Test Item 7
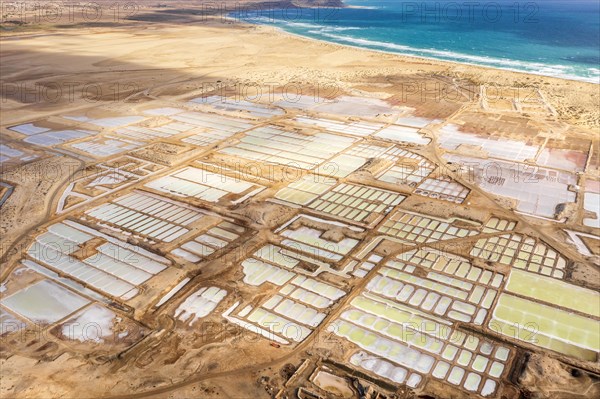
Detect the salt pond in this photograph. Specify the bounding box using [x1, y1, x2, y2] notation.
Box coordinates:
[2, 280, 90, 324]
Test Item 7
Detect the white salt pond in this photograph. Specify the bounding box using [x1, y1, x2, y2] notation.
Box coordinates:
[583, 191, 600, 228]
[395, 115, 440, 128]
[308, 182, 405, 226]
[446, 154, 576, 219]
[415, 177, 470, 204]
[86, 191, 201, 243]
[2, 280, 90, 324]
[190, 96, 284, 118]
[64, 115, 145, 128]
[313, 96, 398, 118]
[375, 125, 431, 145]
[145, 166, 265, 204]
[219, 125, 356, 170]
[23, 129, 96, 147]
[143, 107, 185, 116]
[60, 304, 117, 343]
[175, 286, 227, 325]
[275, 174, 336, 206]
[294, 116, 384, 137]
[28, 220, 170, 299]
[438, 124, 538, 162]
[71, 136, 140, 157]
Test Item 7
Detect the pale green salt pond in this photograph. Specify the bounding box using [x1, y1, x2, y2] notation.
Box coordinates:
[492, 294, 599, 361]
[505, 269, 600, 317]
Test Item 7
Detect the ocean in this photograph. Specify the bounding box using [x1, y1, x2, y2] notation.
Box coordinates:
[232, 0, 600, 83]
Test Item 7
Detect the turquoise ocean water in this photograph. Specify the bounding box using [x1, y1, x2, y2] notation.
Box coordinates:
[233, 0, 600, 83]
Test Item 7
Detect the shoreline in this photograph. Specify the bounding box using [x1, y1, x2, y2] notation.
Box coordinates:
[1, 5, 597, 85]
[265, 23, 598, 85]
[230, 14, 599, 85]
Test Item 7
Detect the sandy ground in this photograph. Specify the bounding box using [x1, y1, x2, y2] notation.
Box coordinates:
[0, 156, 83, 262]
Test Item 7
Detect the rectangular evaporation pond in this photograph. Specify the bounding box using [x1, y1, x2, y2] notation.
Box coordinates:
[172, 220, 245, 262]
[274, 95, 321, 110]
[155, 277, 190, 308]
[348, 289, 511, 396]
[219, 126, 356, 170]
[371, 263, 496, 326]
[176, 286, 227, 325]
[346, 143, 391, 159]
[181, 131, 233, 147]
[28, 236, 134, 297]
[143, 107, 185, 116]
[294, 116, 384, 137]
[492, 294, 599, 360]
[446, 155, 576, 219]
[323, 154, 367, 178]
[172, 112, 254, 133]
[9, 123, 50, 136]
[415, 178, 470, 204]
[115, 122, 195, 141]
[505, 269, 599, 317]
[71, 137, 140, 157]
[0, 144, 24, 158]
[281, 226, 358, 257]
[386, 147, 433, 164]
[85, 191, 200, 242]
[190, 97, 284, 118]
[241, 258, 296, 287]
[174, 167, 255, 194]
[375, 125, 431, 145]
[78, 116, 145, 128]
[537, 148, 588, 173]
[438, 124, 539, 162]
[350, 351, 423, 389]
[2, 280, 90, 324]
[379, 211, 478, 244]
[583, 192, 600, 228]
[379, 165, 431, 186]
[258, 294, 326, 328]
[145, 166, 264, 204]
[23, 130, 95, 147]
[308, 183, 405, 225]
[275, 174, 336, 206]
[395, 116, 439, 128]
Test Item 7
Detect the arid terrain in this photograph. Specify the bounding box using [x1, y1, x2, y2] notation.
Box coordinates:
[1, 2, 599, 399]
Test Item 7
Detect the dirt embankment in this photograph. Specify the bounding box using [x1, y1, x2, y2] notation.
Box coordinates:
[0, 156, 83, 265]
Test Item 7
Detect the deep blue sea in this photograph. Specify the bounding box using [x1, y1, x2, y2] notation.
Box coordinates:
[232, 0, 600, 83]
